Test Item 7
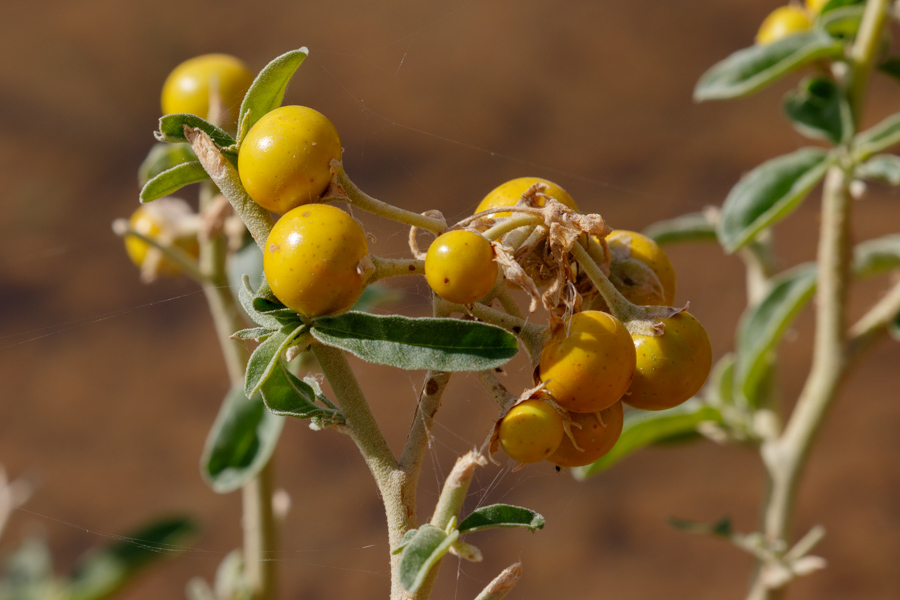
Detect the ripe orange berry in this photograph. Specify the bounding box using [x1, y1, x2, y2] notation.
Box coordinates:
[547, 401, 624, 468]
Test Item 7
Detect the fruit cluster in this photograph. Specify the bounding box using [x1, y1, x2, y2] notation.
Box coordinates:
[128, 53, 713, 471]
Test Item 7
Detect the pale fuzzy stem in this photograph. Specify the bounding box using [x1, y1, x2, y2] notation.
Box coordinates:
[370, 256, 425, 283]
[184, 127, 275, 250]
[482, 214, 542, 240]
[474, 562, 523, 600]
[747, 2, 891, 597]
[847, 277, 900, 360]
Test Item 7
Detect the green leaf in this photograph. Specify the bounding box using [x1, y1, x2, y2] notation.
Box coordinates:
[783, 77, 846, 144]
[854, 113, 900, 161]
[878, 57, 900, 82]
[67, 517, 195, 600]
[155, 113, 236, 148]
[238, 275, 284, 331]
[573, 400, 722, 480]
[718, 148, 831, 252]
[244, 324, 307, 398]
[667, 516, 733, 538]
[392, 529, 419, 555]
[232, 327, 271, 341]
[228, 242, 264, 307]
[457, 505, 545, 534]
[398, 525, 459, 593]
[817, 5, 865, 37]
[138, 143, 197, 187]
[201, 386, 284, 494]
[139, 161, 209, 203]
[708, 353, 736, 406]
[817, 0, 864, 16]
[736, 264, 818, 405]
[642, 212, 718, 246]
[694, 31, 845, 102]
[260, 359, 343, 424]
[853, 234, 900, 278]
[310, 313, 518, 372]
[855, 154, 900, 185]
[237, 48, 309, 144]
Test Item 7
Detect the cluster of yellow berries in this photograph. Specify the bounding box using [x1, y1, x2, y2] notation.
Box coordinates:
[130, 54, 713, 470]
[756, 0, 828, 45]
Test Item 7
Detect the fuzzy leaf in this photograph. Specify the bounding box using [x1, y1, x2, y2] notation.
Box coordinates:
[855, 154, 900, 186]
[67, 517, 195, 600]
[718, 148, 831, 252]
[457, 505, 544, 534]
[398, 525, 459, 593]
[783, 77, 845, 144]
[310, 313, 518, 372]
[694, 31, 845, 102]
[853, 234, 900, 278]
[138, 143, 197, 187]
[244, 324, 307, 398]
[854, 113, 900, 161]
[736, 264, 818, 405]
[260, 359, 343, 424]
[228, 242, 264, 307]
[238, 275, 285, 331]
[155, 113, 235, 148]
[237, 48, 309, 144]
[201, 386, 284, 494]
[573, 400, 722, 479]
[392, 529, 419, 555]
[818, 5, 865, 37]
[642, 212, 718, 246]
[139, 161, 209, 203]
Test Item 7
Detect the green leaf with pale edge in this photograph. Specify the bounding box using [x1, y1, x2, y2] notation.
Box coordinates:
[310, 312, 518, 372]
[457, 505, 545, 534]
[855, 113, 900, 161]
[718, 148, 831, 252]
[138, 143, 197, 187]
[784, 77, 845, 144]
[399, 525, 459, 593]
[817, 0, 864, 16]
[244, 324, 307, 398]
[736, 264, 818, 405]
[710, 353, 736, 407]
[392, 529, 418, 555]
[237, 48, 309, 144]
[232, 327, 271, 341]
[573, 400, 722, 480]
[201, 386, 284, 494]
[67, 517, 195, 600]
[856, 154, 900, 185]
[642, 212, 717, 246]
[155, 113, 235, 148]
[260, 359, 343, 424]
[694, 31, 844, 102]
[238, 275, 285, 331]
[818, 5, 865, 37]
[853, 234, 900, 278]
[140, 161, 209, 203]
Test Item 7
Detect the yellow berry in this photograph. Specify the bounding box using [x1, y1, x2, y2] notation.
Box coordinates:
[124, 199, 198, 277]
[499, 400, 565, 463]
[425, 230, 498, 304]
[756, 6, 811, 45]
[161, 54, 253, 126]
[607, 230, 677, 306]
[475, 177, 578, 218]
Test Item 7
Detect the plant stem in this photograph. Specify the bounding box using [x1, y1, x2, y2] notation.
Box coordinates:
[197, 180, 277, 600]
[474, 562, 523, 600]
[747, 2, 890, 596]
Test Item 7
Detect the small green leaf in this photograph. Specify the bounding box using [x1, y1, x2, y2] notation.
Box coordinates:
[718, 148, 831, 252]
[708, 353, 736, 407]
[667, 516, 733, 539]
[139, 161, 209, 203]
[817, 5, 865, 37]
[244, 324, 307, 398]
[694, 31, 845, 102]
[232, 327, 271, 341]
[238, 275, 284, 331]
[854, 113, 900, 161]
[817, 0, 864, 16]
[67, 517, 195, 600]
[855, 154, 900, 185]
[237, 48, 309, 144]
[573, 400, 722, 480]
[155, 113, 236, 148]
[392, 529, 418, 555]
[853, 234, 900, 278]
[201, 386, 285, 494]
[398, 525, 459, 593]
[310, 313, 518, 372]
[878, 57, 900, 82]
[736, 264, 818, 405]
[457, 505, 545, 534]
[260, 359, 343, 424]
[642, 212, 718, 246]
[228, 242, 264, 308]
[138, 143, 197, 187]
[783, 77, 846, 144]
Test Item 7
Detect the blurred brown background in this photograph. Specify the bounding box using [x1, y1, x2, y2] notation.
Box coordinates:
[2, 1, 900, 598]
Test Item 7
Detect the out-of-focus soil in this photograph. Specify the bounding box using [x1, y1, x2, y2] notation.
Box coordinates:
[1, 1, 899, 599]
